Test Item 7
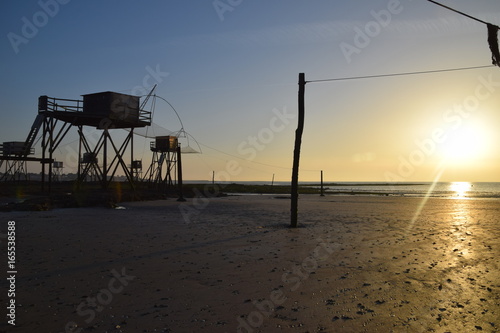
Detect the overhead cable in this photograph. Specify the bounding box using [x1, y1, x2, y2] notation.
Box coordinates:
[306, 65, 493, 84]
[426, 0, 500, 67]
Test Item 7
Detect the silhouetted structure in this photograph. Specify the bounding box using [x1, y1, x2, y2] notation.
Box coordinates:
[143, 136, 180, 188]
[52, 161, 63, 182]
[0, 92, 153, 191]
[0, 141, 35, 181]
[36, 92, 152, 191]
[131, 160, 142, 181]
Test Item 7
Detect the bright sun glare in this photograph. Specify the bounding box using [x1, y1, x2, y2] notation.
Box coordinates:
[439, 120, 491, 165]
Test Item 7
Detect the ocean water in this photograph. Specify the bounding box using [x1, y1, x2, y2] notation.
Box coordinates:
[314, 182, 500, 199]
[190, 181, 500, 199]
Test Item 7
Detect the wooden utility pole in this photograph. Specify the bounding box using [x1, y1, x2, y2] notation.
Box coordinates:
[177, 145, 186, 202]
[291, 73, 306, 228]
[320, 170, 325, 196]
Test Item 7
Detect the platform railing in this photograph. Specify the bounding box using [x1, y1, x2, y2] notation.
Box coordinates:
[38, 96, 84, 113]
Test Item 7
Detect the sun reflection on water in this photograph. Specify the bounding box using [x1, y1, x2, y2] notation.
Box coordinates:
[450, 182, 472, 198]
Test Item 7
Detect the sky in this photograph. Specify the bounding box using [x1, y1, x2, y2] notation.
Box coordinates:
[1, 0, 500, 183]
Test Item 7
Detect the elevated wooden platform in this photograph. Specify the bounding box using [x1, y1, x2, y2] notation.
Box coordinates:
[40, 111, 151, 129]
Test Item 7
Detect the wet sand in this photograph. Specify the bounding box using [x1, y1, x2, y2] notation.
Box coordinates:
[1, 195, 499, 332]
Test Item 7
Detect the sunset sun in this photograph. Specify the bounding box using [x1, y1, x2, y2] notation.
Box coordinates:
[439, 120, 492, 165]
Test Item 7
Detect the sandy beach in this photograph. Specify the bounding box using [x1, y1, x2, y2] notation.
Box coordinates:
[1, 194, 499, 333]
